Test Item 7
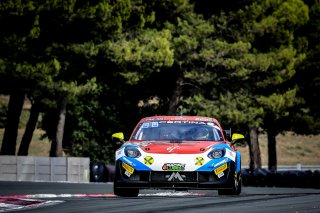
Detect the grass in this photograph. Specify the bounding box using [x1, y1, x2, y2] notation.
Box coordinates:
[2, 95, 320, 166]
[0, 128, 51, 156]
[0, 95, 51, 156]
[0, 128, 320, 168]
[236, 132, 320, 167]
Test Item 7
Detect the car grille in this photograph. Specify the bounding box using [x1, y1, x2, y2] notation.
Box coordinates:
[121, 170, 223, 183]
[151, 171, 197, 182]
[118, 161, 234, 184]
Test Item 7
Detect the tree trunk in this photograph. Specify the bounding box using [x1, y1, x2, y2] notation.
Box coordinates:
[248, 126, 262, 169]
[17, 102, 40, 156]
[0, 91, 24, 155]
[55, 96, 68, 157]
[247, 133, 255, 171]
[49, 139, 57, 157]
[167, 76, 183, 116]
[267, 128, 277, 172]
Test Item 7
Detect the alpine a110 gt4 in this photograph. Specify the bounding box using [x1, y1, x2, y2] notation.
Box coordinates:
[112, 116, 245, 197]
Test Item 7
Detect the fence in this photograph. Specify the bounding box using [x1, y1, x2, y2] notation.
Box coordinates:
[0, 156, 89, 183]
[243, 164, 320, 171]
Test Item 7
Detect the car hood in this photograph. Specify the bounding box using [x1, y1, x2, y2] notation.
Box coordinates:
[128, 141, 223, 154]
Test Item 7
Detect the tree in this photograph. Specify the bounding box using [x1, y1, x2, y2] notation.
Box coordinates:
[17, 101, 40, 155]
[0, 0, 103, 156]
[0, 91, 24, 155]
[45, 80, 97, 157]
[294, 1, 320, 135]
[40, 0, 175, 161]
[0, 1, 60, 155]
[176, 0, 309, 171]
[251, 0, 309, 171]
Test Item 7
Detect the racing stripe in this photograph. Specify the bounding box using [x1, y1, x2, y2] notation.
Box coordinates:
[119, 156, 152, 171]
[196, 157, 231, 172]
[236, 151, 241, 173]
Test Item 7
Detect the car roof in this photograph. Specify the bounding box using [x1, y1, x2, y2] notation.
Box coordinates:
[139, 115, 220, 124]
[130, 116, 225, 140]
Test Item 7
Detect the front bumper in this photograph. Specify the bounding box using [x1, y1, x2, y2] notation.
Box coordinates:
[114, 160, 237, 190]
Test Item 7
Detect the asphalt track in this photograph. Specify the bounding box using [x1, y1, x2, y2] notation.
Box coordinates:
[0, 181, 320, 212]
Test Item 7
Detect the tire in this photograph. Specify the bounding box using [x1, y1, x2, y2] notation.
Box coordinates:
[218, 172, 242, 195]
[113, 163, 139, 197]
[113, 182, 139, 197]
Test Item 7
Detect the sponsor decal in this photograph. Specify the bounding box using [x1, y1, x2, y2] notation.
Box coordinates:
[144, 156, 154, 165]
[162, 163, 185, 171]
[141, 122, 159, 128]
[217, 172, 224, 178]
[151, 122, 159, 127]
[142, 123, 150, 128]
[124, 171, 131, 177]
[122, 157, 136, 167]
[122, 162, 134, 175]
[213, 158, 228, 168]
[165, 172, 186, 181]
[144, 118, 164, 121]
[159, 120, 214, 125]
[167, 146, 180, 152]
[195, 157, 205, 166]
[214, 163, 228, 175]
[195, 117, 211, 121]
[208, 164, 215, 168]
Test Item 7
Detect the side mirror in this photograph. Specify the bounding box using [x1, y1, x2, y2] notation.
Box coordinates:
[231, 133, 245, 145]
[112, 132, 125, 144]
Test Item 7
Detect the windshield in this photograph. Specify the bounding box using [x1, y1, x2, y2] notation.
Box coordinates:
[131, 120, 224, 141]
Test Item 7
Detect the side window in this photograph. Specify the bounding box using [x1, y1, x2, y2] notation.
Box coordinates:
[211, 128, 223, 141]
[223, 130, 231, 141]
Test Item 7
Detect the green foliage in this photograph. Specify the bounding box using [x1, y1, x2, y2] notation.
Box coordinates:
[248, 0, 309, 47]
[176, 0, 310, 136]
[181, 91, 264, 128]
[292, 1, 320, 134]
[36, 0, 178, 161]
[1, 0, 319, 161]
[65, 93, 117, 163]
[103, 29, 174, 84]
[257, 88, 299, 113]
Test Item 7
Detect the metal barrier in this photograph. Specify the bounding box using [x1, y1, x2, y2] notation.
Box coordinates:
[243, 164, 320, 171]
[0, 156, 90, 183]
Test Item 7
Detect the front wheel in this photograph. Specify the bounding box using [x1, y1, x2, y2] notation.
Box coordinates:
[113, 164, 139, 197]
[218, 172, 241, 195]
[113, 182, 139, 197]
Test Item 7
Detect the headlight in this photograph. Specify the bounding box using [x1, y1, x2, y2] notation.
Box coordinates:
[124, 146, 141, 158]
[208, 148, 225, 159]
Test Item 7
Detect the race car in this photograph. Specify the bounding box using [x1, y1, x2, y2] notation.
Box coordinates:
[112, 116, 245, 197]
